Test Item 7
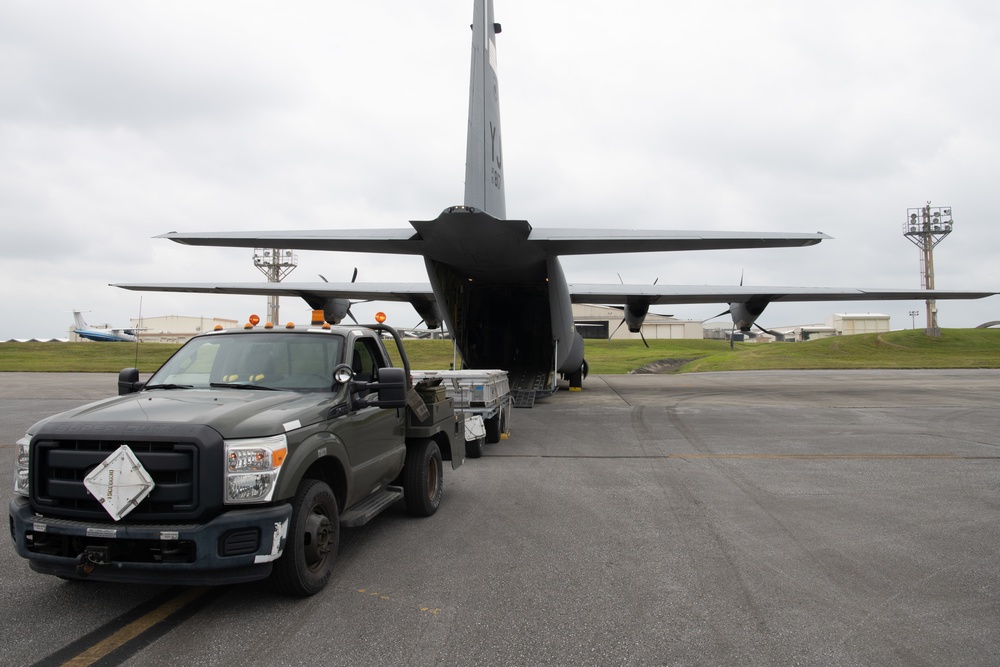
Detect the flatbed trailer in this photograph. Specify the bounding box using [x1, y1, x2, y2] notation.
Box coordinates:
[411, 369, 511, 457]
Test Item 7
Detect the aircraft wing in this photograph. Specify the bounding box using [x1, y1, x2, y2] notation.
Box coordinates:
[568, 284, 997, 305]
[113, 282, 435, 302]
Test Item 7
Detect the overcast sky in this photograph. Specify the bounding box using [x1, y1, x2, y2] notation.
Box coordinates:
[2, 0, 998, 340]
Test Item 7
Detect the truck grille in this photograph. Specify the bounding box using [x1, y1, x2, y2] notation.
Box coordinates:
[32, 439, 200, 520]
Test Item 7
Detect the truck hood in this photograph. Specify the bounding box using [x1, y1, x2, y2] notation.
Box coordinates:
[29, 388, 345, 440]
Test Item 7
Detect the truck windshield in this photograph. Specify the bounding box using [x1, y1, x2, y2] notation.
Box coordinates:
[146, 332, 345, 392]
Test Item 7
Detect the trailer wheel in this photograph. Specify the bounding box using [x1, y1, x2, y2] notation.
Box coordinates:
[485, 413, 501, 443]
[404, 439, 442, 516]
[466, 436, 484, 459]
[271, 479, 339, 597]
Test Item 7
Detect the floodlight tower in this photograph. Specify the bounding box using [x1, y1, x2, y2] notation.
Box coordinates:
[903, 202, 952, 336]
[253, 248, 298, 325]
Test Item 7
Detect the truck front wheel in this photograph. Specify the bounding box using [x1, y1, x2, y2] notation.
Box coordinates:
[271, 479, 340, 596]
[404, 439, 443, 517]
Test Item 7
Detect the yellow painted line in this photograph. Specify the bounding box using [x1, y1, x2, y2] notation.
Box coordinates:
[60, 587, 210, 667]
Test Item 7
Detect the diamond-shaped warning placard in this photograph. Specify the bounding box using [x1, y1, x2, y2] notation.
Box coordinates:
[84, 445, 155, 521]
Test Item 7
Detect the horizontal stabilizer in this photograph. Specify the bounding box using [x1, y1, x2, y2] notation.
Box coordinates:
[158, 229, 423, 254]
[531, 229, 830, 255]
[156, 225, 830, 257]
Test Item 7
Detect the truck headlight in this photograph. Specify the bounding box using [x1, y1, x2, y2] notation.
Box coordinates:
[224, 434, 287, 504]
[13, 435, 30, 497]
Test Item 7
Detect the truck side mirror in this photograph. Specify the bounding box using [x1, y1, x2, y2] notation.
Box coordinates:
[368, 367, 408, 408]
[118, 368, 143, 395]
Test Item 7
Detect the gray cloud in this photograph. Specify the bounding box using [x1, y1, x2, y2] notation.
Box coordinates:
[1, 0, 997, 340]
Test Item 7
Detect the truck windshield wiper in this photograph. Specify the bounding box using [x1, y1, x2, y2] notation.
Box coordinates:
[144, 383, 194, 390]
[210, 382, 279, 391]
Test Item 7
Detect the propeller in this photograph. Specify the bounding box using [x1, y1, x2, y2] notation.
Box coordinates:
[610, 274, 659, 348]
[319, 268, 370, 325]
[702, 272, 781, 349]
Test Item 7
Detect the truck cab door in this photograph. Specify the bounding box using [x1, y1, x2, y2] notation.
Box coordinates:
[342, 336, 406, 498]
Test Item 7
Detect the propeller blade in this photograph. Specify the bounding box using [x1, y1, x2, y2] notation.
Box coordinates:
[702, 308, 731, 323]
[611, 318, 626, 338]
[730, 322, 737, 349]
[754, 322, 782, 338]
[351, 267, 358, 283]
[639, 329, 649, 348]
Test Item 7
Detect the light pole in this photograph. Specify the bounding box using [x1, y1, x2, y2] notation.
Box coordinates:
[908, 310, 919, 329]
[903, 203, 952, 336]
[253, 248, 298, 325]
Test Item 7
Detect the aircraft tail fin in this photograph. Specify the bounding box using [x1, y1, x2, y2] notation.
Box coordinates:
[464, 0, 506, 219]
[72, 310, 88, 329]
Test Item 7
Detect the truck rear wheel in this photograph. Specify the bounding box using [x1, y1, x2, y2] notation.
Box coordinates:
[404, 439, 442, 517]
[271, 479, 339, 597]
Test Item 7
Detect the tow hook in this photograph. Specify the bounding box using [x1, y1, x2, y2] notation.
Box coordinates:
[76, 545, 111, 577]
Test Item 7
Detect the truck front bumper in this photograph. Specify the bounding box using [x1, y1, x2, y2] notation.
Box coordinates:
[8, 496, 292, 586]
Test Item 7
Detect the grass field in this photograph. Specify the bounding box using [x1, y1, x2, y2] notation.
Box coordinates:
[1, 329, 998, 374]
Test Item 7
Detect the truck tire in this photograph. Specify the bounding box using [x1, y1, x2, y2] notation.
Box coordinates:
[403, 439, 442, 517]
[271, 479, 340, 597]
[485, 413, 501, 444]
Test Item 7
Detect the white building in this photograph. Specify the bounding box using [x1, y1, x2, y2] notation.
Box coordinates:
[771, 314, 890, 342]
[572, 304, 704, 340]
[829, 313, 890, 336]
[131, 315, 239, 344]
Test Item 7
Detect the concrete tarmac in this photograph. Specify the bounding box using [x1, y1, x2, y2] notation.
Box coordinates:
[1, 370, 998, 666]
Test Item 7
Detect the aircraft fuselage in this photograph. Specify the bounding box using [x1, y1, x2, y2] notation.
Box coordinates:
[416, 207, 582, 388]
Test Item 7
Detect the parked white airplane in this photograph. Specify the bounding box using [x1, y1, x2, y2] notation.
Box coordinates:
[116, 0, 995, 405]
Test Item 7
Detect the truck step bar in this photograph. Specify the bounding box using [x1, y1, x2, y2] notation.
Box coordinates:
[340, 486, 404, 528]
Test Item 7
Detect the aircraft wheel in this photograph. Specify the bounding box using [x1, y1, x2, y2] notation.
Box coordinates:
[404, 439, 443, 517]
[271, 479, 339, 597]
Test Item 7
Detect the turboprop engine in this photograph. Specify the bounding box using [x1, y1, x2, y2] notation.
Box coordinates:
[624, 301, 650, 333]
[730, 299, 769, 333]
[410, 297, 443, 330]
[709, 297, 780, 347]
[610, 300, 653, 347]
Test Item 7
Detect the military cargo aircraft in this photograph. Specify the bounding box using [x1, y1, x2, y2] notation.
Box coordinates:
[117, 0, 994, 406]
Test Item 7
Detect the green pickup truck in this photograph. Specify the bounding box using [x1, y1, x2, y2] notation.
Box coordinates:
[9, 323, 463, 596]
